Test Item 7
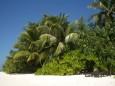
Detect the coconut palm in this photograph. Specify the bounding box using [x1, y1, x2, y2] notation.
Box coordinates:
[13, 14, 79, 66]
[13, 23, 43, 64]
[89, 0, 115, 27]
[38, 14, 79, 56]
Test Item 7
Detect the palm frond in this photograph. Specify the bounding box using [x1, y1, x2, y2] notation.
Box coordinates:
[13, 42, 28, 50]
[13, 51, 30, 59]
[36, 50, 50, 64]
[19, 32, 32, 42]
[65, 33, 78, 43]
[39, 34, 57, 45]
[89, 1, 109, 11]
[26, 40, 43, 51]
[27, 52, 39, 62]
[34, 40, 43, 49]
[99, 2, 109, 11]
[89, 2, 101, 9]
[88, 14, 99, 21]
[54, 42, 65, 56]
[37, 26, 50, 33]
[36, 52, 45, 64]
[111, 4, 115, 13]
[66, 20, 78, 35]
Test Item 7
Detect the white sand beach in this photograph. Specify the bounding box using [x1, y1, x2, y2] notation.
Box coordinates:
[0, 72, 115, 86]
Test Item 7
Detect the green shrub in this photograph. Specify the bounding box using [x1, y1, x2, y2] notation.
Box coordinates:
[35, 50, 105, 75]
[3, 57, 38, 74]
[35, 50, 86, 75]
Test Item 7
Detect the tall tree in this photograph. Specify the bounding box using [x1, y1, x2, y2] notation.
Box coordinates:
[13, 23, 42, 64]
[89, 0, 115, 27]
[13, 14, 79, 66]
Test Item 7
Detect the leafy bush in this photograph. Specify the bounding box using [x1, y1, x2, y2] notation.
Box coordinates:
[3, 57, 39, 74]
[35, 50, 97, 75]
[76, 25, 115, 72]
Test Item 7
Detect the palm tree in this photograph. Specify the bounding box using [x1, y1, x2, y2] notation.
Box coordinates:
[13, 14, 79, 66]
[13, 23, 42, 64]
[38, 14, 79, 56]
[89, 0, 115, 27]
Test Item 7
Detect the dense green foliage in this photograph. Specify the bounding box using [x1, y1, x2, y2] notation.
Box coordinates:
[3, 0, 115, 75]
[89, 0, 115, 27]
[13, 14, 78, 65]
[79, 22, 115, 73]
[35, 50, 99, 75]
[3, 50, 39, 74]
[35, 50, 84, 75]
[3, 57, 38, 74]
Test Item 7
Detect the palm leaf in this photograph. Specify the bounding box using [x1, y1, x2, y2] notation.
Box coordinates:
[36, 50, 50, 64]
[39, 34, 57, 46]
[14, 42, 28, 50]
[99, 2, 109, 11]
[89, 2, 102, 9]
[27, 52, 39, 62]
[54, 42, 65, 56]
[13, 51, 30, 59]
[66, 20, 78, 35]
[88, 14, 99, 21]
[28, 40, 43, 51]
[37, 26, 51, 34]
[36, 52, 45, 64]
[34, 40, 43, 49]
[65, 33, 78, 43]
[89, 1, 108, 11]
[19, 32, 32, 42]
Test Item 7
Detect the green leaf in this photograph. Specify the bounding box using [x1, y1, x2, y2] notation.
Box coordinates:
[54, 42, 65, 56]
[65, 33, 78, 43]
[13, 51, 30, 59]
[27, 52, 39, 62]
[39, 34, 57, 45]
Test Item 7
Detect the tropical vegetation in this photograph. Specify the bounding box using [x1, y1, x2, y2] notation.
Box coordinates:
[3, 0, 115, 75]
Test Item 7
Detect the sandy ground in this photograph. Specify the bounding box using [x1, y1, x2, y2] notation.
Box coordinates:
[0, 72, 115, 86]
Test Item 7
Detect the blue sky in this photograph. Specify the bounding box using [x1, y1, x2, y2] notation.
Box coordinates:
[0, 0, 98, 69]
